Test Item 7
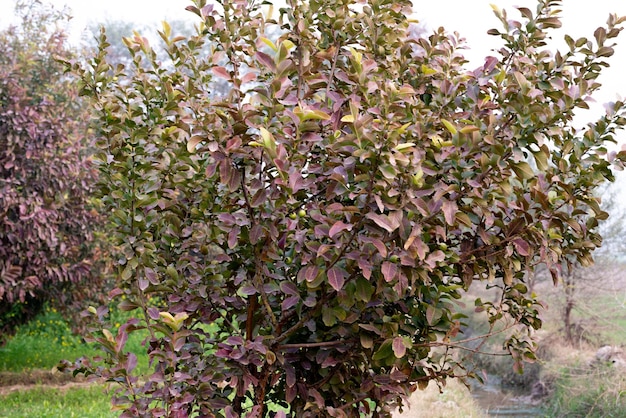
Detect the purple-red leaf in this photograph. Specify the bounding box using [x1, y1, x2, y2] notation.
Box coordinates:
[329, 221, 352, 238]
[282, 295, 300, 310]
[280, 281, 298, 296]
[513, 238, 531, 256]
[358, 257, 373, 279]
[441, 199, 458, 226]
[145, 268, 159, 285]
[285, 364, 296, 387]
[366, 213, 399, 233]
[250, 189, 267, 207]
[255, 51, 276, 72]
[425, 250, 445, 269]
[381, 261, 398, 282]
[240, 285, 257, 296]
[212, 66, 231, 80]
[299, 265, 319, 283]
[249, 224, 264, 244]
[327, 266, 346, 291]
[392, 337, 406, 358]
[126, 352, 138, 373]
[362, 236, 388, 257]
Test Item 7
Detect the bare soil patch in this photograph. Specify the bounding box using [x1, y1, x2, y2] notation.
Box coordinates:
[0, 369, 97, 396]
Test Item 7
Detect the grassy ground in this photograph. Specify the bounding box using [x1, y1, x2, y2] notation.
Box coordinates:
[0, 307, 99, 372]
[0, 385, 115, 418]
[0, 306, 148, 373]
[0, 306, 147, 418]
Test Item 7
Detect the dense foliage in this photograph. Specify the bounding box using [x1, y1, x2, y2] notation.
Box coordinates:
[0, 1, 104, 336]
[65, 0, 626, 416]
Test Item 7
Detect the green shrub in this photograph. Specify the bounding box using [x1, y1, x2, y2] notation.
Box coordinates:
[64, 0, 626, 416]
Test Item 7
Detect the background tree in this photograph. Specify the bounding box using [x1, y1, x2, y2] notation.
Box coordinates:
[84, 19, 199, 68]
[0, 0, 105, 336]
[84, 19, 142, 68]
[552, 179, 626, 345]
[65, 0, 626, 416]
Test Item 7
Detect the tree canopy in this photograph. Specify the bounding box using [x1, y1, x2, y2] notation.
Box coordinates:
[0, 0, 105, 336]
[64, 0, 626, 416]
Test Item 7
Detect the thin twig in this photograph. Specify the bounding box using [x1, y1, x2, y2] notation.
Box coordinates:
[254, 257, 279, 329]
[277, 339, 350, 350]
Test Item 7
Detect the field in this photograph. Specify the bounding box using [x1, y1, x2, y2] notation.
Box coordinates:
[0, 306, 147, 418]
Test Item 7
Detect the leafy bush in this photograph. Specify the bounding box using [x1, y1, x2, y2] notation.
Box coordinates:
[0, 0, 106, 336]
[65, 0, 626, 416]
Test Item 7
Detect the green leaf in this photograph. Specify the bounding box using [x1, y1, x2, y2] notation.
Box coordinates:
[511, 161, 534, 180]
[294, 107, 331, 122]
[394, 142, 415, 152]
[533, 146, 550, 171]
[260, 37, 277, 52]
[379, 164, 397, 180]
[259, 127, 277, 158]
[360, 333, 374, 349]
[441, 119, 457, 135]
[420, 64, 437, 75]
[355, 277, 374, 302]
[373, 339, 393, 361]
[322, 307, 336, 327]
[121, 265, 133, 281]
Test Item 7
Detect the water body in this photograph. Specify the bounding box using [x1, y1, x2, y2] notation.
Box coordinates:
[470, 375, 544, 417]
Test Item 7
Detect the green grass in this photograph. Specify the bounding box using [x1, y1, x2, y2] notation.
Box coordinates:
[543, 364, 626, 417]
[0, 306, 150, 417]
[0, 308, 98, 371]
[586, 296, 626, 344]
[549, 293, 626, 346]
[0, 306, 149, 372]
[0, 385, 114, 418]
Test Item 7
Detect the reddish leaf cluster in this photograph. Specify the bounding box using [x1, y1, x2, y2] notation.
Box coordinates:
[0, 1, 105, 335]
[66, 0, 626, 416]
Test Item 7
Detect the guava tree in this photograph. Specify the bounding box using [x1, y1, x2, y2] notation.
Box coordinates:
[65, 0, 626, 416]
[0, 0, 104, 335]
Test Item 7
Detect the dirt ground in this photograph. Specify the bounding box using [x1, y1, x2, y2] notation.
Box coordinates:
[0, 369, 93, 396]
[391, 379, 486, 418]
